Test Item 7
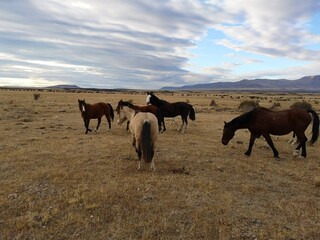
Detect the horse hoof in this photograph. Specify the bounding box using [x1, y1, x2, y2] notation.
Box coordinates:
[298, 156, 306, 160]
[274, 155, 280, 159]
[293, 150, 300, 157]
[244, 152, 251, 156]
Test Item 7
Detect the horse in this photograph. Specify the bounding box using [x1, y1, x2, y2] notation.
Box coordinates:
[146, 92, 196, 133]
[116, 100, 164, 132]
[221, 107, 319, 158]
[117, 104, 158, 171]
[78, 99, 114, 134]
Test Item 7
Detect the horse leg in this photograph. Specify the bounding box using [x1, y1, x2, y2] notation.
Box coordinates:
[85, 119, 91, 134]
[132, 136, 142, 169]
[106, 115, 111, 131]
[244, 132, 257, 156]
[262, 133, 279, 158]
[83, 118, 88, 134]
[156, 116, 162, 132]
[150, 160, 156, 171]
[137, 147, 142, 170]
[288, 132, 296, 144]
[162, 118, 166, 132]
[295, 133, 307, 158]
[95, 118, 101, 131]
[178, 116, 185, 132]
[182, 118, 188, 133]
[293, 142, 301, 157]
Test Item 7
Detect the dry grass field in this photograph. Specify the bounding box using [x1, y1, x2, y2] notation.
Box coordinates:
[1, 89, 320, 239]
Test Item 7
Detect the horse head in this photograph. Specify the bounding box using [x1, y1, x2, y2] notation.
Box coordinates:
[221, 121, 235, 145]
[116, 100, 124, 115]
[146, 92, 153, 105]
[78, 99, 87, 114]
[117, 101, 128, 125]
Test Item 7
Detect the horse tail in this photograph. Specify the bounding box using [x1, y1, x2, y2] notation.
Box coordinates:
[308, 109, 319, 144]
[189, 105, 196, 121]
[108, 103, 114, 121]
[141, 120, 154, 163]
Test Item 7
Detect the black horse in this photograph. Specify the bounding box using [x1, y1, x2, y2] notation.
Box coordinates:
[222, 107, 319, 158]
[146, 92, 195, 132]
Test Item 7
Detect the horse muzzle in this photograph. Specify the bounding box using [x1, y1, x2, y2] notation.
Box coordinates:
[221, 139, 228, 145]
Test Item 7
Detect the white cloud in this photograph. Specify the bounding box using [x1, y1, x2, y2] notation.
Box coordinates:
[0, 0, 319, 88]
[215, 0, 320, 60]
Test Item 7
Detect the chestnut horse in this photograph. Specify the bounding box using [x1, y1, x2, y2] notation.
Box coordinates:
[146, 92, 196, 133]
[116, 100, 164, 132]
[78, 99, 114, 134]
[222, 107, 319, 158]
[117, 104, 158, 171]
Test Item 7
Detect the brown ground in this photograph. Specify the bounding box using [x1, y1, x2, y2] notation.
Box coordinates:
[1, 89, 320, 239]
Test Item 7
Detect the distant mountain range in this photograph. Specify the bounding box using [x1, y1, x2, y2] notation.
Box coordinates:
[161, 75, 320, 91]
[47, 84, 81, 89]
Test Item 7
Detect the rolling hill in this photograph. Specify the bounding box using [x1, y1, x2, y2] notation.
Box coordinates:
[161, 75, 320, 91]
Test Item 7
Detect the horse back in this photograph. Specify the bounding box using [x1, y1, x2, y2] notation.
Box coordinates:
[252, 107, 312, 135]
[130, 112, 158, 139]
[159, 102, 190, 117]
[87, 102, 111, 118]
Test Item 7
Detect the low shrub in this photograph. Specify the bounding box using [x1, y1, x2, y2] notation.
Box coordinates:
[290, 101, 312, 110]
[238, 100, 260, 112]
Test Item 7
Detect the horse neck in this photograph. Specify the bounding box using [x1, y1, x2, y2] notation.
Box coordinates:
[123, 107, 137, 121]
[231, 111, 253, 130]
[151, 98, 164, 107]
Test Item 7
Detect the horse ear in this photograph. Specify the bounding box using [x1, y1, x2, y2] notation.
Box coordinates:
[224, 121, 226, 125]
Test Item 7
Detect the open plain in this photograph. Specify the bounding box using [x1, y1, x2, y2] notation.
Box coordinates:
[1, 89, 320, 239]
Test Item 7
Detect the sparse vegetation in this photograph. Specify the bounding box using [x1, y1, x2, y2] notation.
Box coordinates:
[270, 102, 281, 109]
[209, 99, 217, 107]
[238, 100, 260, 112]
[1, 90, 320, 239]
[33, 93, 41, 100]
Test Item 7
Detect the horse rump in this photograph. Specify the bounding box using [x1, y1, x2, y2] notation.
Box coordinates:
[141, 120, 154, 163]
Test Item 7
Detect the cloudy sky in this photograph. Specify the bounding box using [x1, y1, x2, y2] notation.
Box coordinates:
[1, 0, 320, 89]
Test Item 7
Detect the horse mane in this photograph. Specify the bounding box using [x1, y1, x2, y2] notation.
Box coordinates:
[150, 93, 168, 105]
[230, 108, 259, 127]
[121, 101, 135, 109]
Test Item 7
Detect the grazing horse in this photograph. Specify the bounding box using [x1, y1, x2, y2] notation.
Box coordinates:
[222, 107, 319, 158]
[78, 99, 114, 134]
[116, 100, 164, 132]
[117, 104, 158, 171]
[146, 92, 196, 133]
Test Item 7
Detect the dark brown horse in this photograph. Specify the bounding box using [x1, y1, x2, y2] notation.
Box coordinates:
[222, 107, 319, 158]
[116, 100, 164, 132]
[146, 92, 196, 133]
[78, 99, 114, 134]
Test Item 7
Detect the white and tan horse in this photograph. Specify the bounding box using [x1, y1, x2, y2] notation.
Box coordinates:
[117, 105, 158, 171]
